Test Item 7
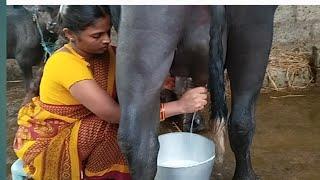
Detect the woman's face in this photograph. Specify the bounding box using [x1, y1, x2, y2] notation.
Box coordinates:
[72, 16, 111, 57]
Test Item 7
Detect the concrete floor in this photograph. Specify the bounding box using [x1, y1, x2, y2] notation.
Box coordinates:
[6, 82, 320, 179]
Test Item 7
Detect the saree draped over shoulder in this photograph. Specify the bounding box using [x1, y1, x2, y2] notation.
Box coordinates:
[13, 44, 131, 180]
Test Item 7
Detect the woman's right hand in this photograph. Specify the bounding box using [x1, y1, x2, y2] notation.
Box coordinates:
[177, 87, 208, 113]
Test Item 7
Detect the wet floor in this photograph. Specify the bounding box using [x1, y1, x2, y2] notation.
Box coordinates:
[6, 82, 320, 179]
[6, 82, 24, 180]
[250, 88, 320, 180]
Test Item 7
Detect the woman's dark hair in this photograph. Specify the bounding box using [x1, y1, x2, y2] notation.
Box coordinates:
[55, 5, 111, 49]
[58, 5, 111, 34]
[23, 5, 112, 105]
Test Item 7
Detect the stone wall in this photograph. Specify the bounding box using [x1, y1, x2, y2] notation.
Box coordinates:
[273, 5, 320, 50]
[265, 6, 320, 89]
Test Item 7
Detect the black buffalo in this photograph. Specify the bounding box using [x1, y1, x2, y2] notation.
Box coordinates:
[111, 5, 277, 180]
[7, 5, 59, 97]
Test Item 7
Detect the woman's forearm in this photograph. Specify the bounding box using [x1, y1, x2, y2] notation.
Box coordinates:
[98, 102, 120, 124]
[162, 101, 185, 119]
[160, 87, 208, 121]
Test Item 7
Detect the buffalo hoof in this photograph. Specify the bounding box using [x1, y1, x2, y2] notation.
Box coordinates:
[233, 171, 260, 180]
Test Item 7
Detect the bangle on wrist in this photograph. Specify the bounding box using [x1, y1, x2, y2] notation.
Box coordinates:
[160, 103, 166, 121]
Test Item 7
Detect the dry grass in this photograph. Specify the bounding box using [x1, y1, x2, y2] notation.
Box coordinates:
[266, 46, 313, 90]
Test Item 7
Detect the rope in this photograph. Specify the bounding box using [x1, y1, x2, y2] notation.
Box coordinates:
[32, 8, 55, 63]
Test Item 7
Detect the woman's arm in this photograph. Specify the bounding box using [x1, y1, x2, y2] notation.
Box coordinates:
[161, 87, 208, 120]
[69, 79, 120, 123]
[70, 78, 207, 123]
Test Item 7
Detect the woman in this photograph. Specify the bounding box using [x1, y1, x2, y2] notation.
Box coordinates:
[13, 5, 208, 180]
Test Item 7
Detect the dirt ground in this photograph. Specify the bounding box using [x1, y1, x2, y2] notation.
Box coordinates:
[6, 81, 320, 180]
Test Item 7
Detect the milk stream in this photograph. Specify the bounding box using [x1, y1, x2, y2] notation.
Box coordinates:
[190, 112, 196, 133]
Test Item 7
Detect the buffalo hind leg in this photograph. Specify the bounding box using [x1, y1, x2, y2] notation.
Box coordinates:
[225, 6, 276, 180]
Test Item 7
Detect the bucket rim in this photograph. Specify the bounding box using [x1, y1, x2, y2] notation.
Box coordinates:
[158, 132, 213, 142]
[157, 132, 215, 169]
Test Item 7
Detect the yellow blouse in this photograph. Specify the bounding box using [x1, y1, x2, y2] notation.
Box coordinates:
[39, 44, 94, 105]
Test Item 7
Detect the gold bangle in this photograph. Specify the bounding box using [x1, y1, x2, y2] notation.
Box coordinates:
[160, 103, 166, 121]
